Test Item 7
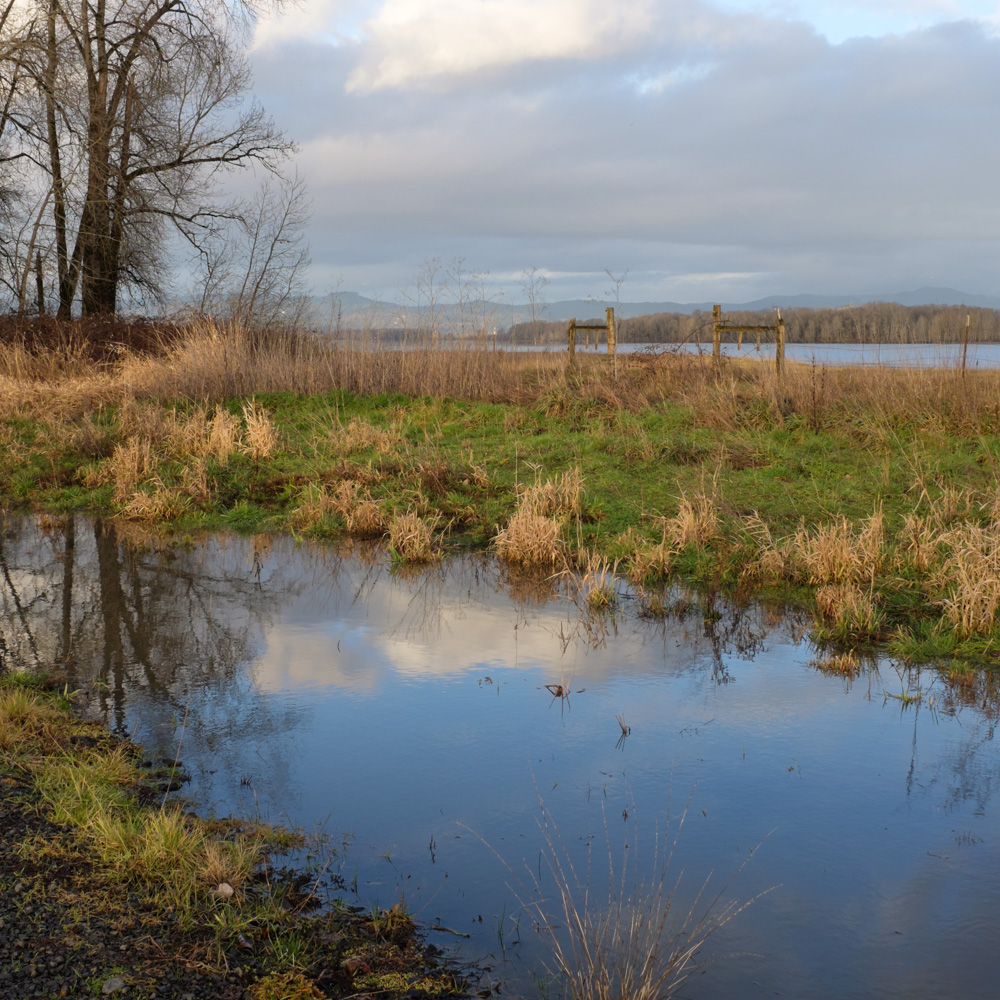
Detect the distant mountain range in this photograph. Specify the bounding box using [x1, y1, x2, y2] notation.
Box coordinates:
[329, 286, 1000, 326]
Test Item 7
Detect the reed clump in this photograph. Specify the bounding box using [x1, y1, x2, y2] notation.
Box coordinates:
[2, 320, 1000, 435]
[814, 584, 885, 642]
[493, 469, 583, 568]
[750, 511, 887, 587]
[242, 401, 279, 461]
[493, 508, 564, 567]
[387, 511, 440, 563]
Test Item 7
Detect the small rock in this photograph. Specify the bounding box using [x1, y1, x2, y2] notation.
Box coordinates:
[213, 882, 235, 899]
[102, 977, 126, 995]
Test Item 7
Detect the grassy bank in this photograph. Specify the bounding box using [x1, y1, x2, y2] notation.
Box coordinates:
[0, 671, 468, 999]
[5, 322, 1000, 661]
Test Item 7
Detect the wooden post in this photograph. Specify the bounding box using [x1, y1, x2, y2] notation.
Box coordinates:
[962, 313, 970, 376]
[776, 310, 786, 378]
[568, 318, 577, 363]
[712, 305, 721, 369]
[606, 307, 616, 355]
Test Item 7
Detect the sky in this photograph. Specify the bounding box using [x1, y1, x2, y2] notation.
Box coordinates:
[246, 1, 1000, 306]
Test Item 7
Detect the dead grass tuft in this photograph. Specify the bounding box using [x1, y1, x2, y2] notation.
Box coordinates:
[664, 492, 719, 548]
[242, 401, 279, 460]
[627, 525, 675, 584]
[493, 508, 564, 567]
[387, 511, 439, 562]
[497, 792, 765, 1000]
[815, 584, 885, 639]
[520, 467, 585, 518]
[118, 482, 189, 522]
[933, 524, 1000, 637]
[85, 438, 157, 504]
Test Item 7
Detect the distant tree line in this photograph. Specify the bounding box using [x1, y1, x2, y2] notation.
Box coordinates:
[510, 304, 1000, 345]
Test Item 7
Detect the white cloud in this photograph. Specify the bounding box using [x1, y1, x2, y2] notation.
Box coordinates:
[346, 0, 659, 92]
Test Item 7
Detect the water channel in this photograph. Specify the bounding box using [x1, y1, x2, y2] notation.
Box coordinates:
[1, 515, 998, 998]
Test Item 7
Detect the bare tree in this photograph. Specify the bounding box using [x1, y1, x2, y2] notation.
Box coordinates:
[519, 265, 548, 345]
[605, 267, 629, 341]
[414, 256, 443, 337]
[0, 0, 295, 317]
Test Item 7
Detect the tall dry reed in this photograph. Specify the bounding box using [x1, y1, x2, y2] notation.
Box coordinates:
[491, 792, 765, 1000]
[6, 321, 1000, 438]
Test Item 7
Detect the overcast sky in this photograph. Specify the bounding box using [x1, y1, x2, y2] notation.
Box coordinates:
[247, 1, 1000, 305]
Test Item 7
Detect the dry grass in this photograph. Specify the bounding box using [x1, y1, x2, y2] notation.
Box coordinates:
[622, 523, 675, 584]
[520, 467, 585, 519]
[814, 584, 885, 639]
[574, 552, 620, 611]
[247, 971, 327, 1000]
[933, 524, 1000, 638]
[897, 513, 945, 573]
[118, 483, 190, 522]
[242, 401, 279, 460]
[493, 508, 564, 567]
[4, 320, 1000, 440]
[387, 510, 439, 563]
[327, 481, 388, 536]
[85, 438, 157, 504]
[492, 469, 584, 567]
[752, 510, 887, 587]
[663, 492, 719, 549]
[497, 793, 765, 1000]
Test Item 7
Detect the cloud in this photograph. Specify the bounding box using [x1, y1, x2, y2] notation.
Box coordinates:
[245, 3, 1000, 301]
[345, 0, 659, 92]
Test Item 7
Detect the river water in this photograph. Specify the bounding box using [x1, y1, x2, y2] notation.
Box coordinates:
[522, 341, 1000, 369]
[2, 515, 998, 998]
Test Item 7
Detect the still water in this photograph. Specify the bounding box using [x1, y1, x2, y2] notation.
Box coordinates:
[2, 516, 999, 998]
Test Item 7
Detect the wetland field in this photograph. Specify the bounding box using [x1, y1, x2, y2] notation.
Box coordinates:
[3, 321, 1000, 997]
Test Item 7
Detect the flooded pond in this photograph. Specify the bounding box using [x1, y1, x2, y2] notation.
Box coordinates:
[2, 515, 999, 998]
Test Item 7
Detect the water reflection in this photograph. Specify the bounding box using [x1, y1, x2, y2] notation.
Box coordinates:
[2, 514, 999, 999]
